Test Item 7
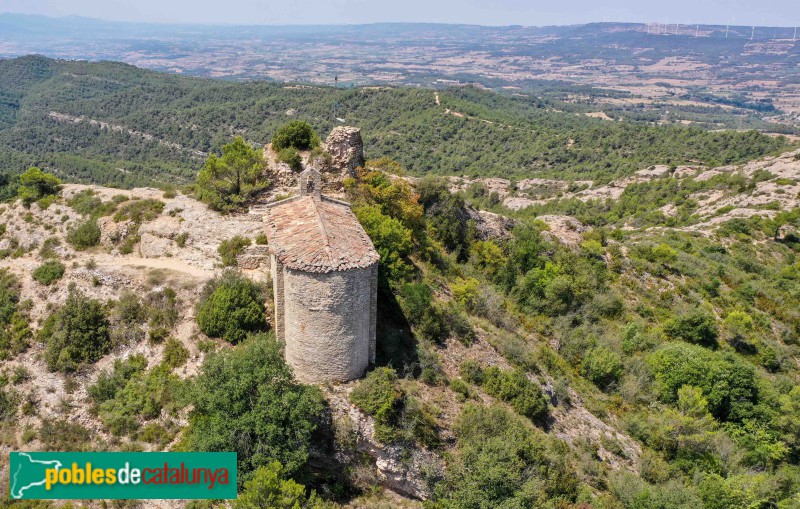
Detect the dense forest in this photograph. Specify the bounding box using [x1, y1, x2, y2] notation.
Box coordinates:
[0, 56, 794, 191]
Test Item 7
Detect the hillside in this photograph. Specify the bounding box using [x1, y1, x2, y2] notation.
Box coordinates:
[0, 56, 795, 192]
[0, 120, 799, 508]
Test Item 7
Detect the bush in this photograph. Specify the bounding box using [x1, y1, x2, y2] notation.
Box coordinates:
[663, 311, 718, 347]
[234, 461, 332, 509]
[39, 419, 91, 451]
[581, 346, 623, 391]
[97, 363, 181, 436]
[185, 333, 325, 479]
[0, 269, 20, 326]
[18, 167, 61, 205]
[175, 232, 189, 248]
[41, 290, 111, 372]
[89, 354, 148, 405]
[196, 271, 267, 343]
[648, 342, 759, 422]
[163, 337, 189, 368]
[434, 404, 579, 507]
[271, 121, 320, 151]
[277, 147, 303, 171]
[350, 367, 438, 446]
[67, 219, 101, 250]
[354, 205, 414, 288]
[116, 291, 144, 324]
[32, 260, 65, 286]
[113, 199, 164, 223]
[218, 236, 251, 267]
[459, 359, 485, 385]
[67, 189, 116, 217]
[482, 367, 549, 423]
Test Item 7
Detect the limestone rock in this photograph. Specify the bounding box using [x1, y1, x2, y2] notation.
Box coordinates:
[466, 205, 516, 241]
[537, 215, 592, 247]
[139, 216, 181, 239]
[97, 216, 135, 245]
[139, 233, 173, 258]
[326, 387, 442, 500]
[324, 126, 365, 178]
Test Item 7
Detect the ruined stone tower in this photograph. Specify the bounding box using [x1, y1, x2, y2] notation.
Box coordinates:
[264, 168, 379, 383]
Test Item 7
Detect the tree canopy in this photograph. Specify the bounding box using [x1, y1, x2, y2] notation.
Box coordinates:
[196, 136, 268, 212]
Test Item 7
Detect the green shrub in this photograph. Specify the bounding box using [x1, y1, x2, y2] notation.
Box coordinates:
[648, 342, 759, 422]
[482, 367, 549, 423]
[353, 205, 414, 287]
[67, 219, 101, 250]
[67, 189, 117, 217]
[18, 167, 61, 205]
[185, 333, 325, 479]
[148, 327, 169, 344]
[39, 419, 91, 451]
[234, 461, 332, 509]
[459, 359, 485, 385]
[113, 199, 164, 223]
[144, 287, 179, 329]
[351, 367, 401, 419]
[115, 291, 144, 324]
[255, 233, 268, 245]
[663, 311, 718, 348]
[434, 404, 579, 507]
[581, 346, 623, 391]
[196, 271, 267, 343]
[271, 121, 320, 151]
[218, 236, 251, 267]
[97, 363, 181, 436]
[163, 337, 189, 368]
[175, 232, 189, 247]
[41, 290, 111, 372]
[39, 236, 60, 259]
[350, 367, 438, 446]
[0, 269, 20, 326]
[32, 260, 65, 286]
[89, 354, 148, 405]
[277, 147, 303, 171]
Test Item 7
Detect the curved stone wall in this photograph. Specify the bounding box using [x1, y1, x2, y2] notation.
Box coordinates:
[282, 264, 374, 383]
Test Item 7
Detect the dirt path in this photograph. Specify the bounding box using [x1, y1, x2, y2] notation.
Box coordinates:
[93, 253, 214, 280]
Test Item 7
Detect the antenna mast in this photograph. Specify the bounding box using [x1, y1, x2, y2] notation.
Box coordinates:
[751, 26, 755, 40]
[725, 25, 729, 38]
[333, 76, 338, 121]
[695, 24, 699, 37]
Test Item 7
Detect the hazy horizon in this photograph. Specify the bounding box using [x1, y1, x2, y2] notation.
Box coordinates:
[0, 0, 797, 28]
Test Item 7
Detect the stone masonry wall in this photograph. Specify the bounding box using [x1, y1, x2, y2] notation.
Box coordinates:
[282, 264, 375, 383]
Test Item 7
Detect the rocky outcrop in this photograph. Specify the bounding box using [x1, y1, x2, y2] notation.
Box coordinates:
[324, 126, 365, 178]
[97, 216, 135, 246]
[466, 205, 516, 241]
[537, 215, 592, 247]
[326, 387, 442, 500]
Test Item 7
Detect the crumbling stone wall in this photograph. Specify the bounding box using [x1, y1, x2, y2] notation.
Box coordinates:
[324, 126, 365, 178]
[277, 263, 377, 383]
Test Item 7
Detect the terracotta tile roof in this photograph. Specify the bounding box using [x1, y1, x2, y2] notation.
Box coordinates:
[264, 195, 379, 273]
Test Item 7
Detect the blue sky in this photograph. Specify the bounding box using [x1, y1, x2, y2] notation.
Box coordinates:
[0, 0, 796, 26]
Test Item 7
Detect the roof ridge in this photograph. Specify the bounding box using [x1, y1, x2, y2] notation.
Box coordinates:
[309, 196, 335, 267]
